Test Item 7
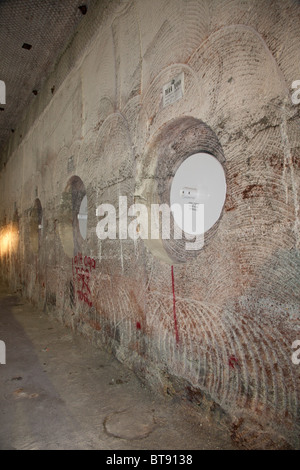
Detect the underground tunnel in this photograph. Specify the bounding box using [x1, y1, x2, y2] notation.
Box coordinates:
[0, 0, 300, 452]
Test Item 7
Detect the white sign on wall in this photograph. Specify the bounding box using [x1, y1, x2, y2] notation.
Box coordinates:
[163, 72, 184, 108]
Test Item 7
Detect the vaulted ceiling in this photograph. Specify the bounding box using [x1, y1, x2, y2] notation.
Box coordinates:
[0, 0, 94, 154]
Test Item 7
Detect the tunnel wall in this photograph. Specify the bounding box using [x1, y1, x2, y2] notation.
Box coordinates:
[0, 0, 300, 449]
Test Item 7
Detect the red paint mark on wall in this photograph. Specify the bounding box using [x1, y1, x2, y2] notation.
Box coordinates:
[171, 265, 180, 345]
[229, 355, 239, 369]
[72, 252, 96, 307]
[136, 321, 141, 330]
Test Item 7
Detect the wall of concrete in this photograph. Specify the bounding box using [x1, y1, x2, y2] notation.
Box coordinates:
[0, 0, 299, 449]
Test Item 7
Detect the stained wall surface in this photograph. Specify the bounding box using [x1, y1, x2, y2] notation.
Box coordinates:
[0, 0, 300, 449]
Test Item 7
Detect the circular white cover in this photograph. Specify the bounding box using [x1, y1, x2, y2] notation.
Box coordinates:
[170, 152, 226, 235]
[78, 195, 88, 240]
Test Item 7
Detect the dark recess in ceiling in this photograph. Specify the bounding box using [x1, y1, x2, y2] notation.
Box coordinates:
[0, 0, 92, 156]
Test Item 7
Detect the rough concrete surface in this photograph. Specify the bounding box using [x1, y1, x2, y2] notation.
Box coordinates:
[0, 0, 299, 449]
[0, 283, 237, 450]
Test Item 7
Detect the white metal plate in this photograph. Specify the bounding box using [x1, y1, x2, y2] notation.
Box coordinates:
[78, 195, 88, 240]
[170, 152, 226, 235]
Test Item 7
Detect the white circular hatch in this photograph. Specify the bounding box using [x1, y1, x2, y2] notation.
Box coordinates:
[170, 152, 226, 235]
[78, 195, 88, 240]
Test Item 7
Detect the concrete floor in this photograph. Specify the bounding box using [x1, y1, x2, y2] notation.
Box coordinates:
[0, 283, 237, 450]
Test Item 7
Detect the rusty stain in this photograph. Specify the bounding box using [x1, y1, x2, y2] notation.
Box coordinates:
[242, 184, 263, 199]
